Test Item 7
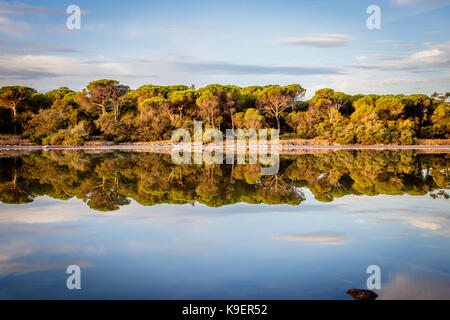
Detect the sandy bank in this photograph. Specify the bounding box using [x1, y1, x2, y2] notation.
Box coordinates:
[1, 143, 450, 153]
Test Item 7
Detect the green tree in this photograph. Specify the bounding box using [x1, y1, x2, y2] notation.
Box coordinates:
[374, 96, 404, 120]
[257, 85, 304, 132]
[196, 91, 221, 127]
[128, 85, 169, 104]
[309, 88, 337, 117]
[430, 103, 450, 138]
[81, 79, 128, 121]
[168, 90, 195, 122]
[286, 111, 320, 138]
[29, 93, 53, 112]
[330, 91, 352, 113]
[0, 86, 36, 133]
[135, 97, 175, 141]
[234, 108, 264, 129]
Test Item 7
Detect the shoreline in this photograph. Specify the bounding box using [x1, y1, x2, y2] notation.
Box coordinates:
[1, 143, 450, 152]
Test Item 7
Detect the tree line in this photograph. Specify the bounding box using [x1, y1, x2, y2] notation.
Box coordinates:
[0, 81, 449, 145]
[0, 150, 448, 210]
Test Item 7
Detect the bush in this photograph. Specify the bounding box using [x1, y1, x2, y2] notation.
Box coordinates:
[285, 111, 321, 138]
[334, 123, 357, 144]
[24, 109, 68, 143]
[43, 122, 89, 146]
[96, 113, 134, 142]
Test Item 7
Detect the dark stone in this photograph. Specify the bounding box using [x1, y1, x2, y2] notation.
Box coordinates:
[346, 289, 378, 301]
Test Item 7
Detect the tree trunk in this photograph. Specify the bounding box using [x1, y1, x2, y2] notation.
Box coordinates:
[12, 169, 17, 188]
[230, 163, 235, 183]
[12, 105, 17, 134]
[276, 115, 280, 133]
[230, 111, 235, 131]
[114, 172, 119, 190]
[102, 100, 107, 115]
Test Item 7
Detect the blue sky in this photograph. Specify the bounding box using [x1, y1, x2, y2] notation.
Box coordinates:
[0, 0, 449, 97]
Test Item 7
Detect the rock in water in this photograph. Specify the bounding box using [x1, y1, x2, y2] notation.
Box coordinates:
[346, 289, 378, 300]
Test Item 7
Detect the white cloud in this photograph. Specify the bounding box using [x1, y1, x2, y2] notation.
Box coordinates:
[410, 48, 447, 64]
[305, 73, 450, 98]
[0, 15, 31, 37]
[393, 43, 415, 48]
[350, 41, 450, 72]
[0, 40, 81, 53]
[372, 54, 407, 61]
[420, 29, 448, 35]
[0, 1, 89, 15]
[0, 53, 340, 91]
[277, 34, 352, 47]
[0, 1, 64, 15]
[0, 53, 139, 82]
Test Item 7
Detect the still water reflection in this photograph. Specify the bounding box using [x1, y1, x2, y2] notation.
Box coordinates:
[0, 150, 449, 299]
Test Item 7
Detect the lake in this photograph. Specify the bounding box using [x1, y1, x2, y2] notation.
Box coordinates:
[0, 149, 449, 299]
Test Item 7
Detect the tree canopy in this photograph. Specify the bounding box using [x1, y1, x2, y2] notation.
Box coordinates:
[0, 81, 448, 145]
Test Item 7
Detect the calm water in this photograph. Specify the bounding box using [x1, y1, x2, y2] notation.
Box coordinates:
[0, 150, 449, 299]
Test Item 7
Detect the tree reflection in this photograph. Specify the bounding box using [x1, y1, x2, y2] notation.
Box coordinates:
[0, 150, 448, 211]
[256, 175, 305, 205]
[0, 168, 33, 204]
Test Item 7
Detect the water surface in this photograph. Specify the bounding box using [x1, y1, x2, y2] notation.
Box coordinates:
[0, 150, 449, 299]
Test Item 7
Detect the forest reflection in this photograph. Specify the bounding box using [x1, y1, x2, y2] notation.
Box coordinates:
[0, 150, 448, 211]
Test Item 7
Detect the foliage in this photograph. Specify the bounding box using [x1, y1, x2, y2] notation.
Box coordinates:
[234, 108, 264, 130]
[0, 81, 448, 145]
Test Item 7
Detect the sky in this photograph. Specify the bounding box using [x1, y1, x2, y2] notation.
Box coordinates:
[0, 0, 449, 97]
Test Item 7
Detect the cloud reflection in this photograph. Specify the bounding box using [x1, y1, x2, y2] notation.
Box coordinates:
[274, 231, 351, 245]
[0, 240, 95, 275]
[379, 273, 450, 300]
